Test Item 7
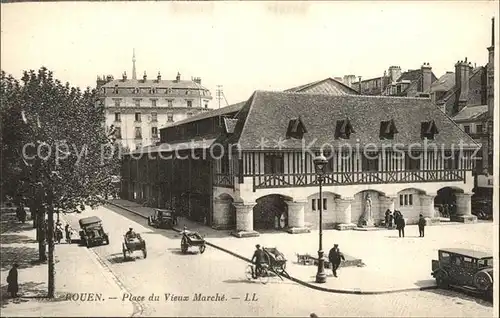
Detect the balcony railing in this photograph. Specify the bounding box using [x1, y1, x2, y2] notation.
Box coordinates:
[252, 169, 466, 190]
[214, 174, 234, 188]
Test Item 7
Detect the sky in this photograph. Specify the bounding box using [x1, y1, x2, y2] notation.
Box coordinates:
[1, 1, 498, 106]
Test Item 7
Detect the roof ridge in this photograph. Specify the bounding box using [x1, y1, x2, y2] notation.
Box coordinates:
[258, 89, 431, 100]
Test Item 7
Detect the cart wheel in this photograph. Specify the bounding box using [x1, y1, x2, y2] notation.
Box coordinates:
[143, 248, 147, 258]
[258, 267, 269, 285]
[199, 245, 206, 254]
[281, 263, 286, 270]
[245, 265, 254, 280]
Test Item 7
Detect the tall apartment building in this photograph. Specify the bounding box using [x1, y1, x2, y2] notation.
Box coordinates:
[97, 50, 213, 151]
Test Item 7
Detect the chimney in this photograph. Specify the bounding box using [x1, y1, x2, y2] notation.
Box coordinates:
[176, 72, 181, 82]
[105, 75, 114, 82]
[455, 58, 470, 110]
[421, 62, 432, 93]
[122, 71, 127, 81]
[358, 76, 362, 94]
[143, 71, 147, 81]
[193, 77, 201, 84]
[388, 66, 401, 83]
[157, 71, 161, 82]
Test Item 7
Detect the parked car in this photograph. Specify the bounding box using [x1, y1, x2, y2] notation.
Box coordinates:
[79, 216, 110, 247]
[148, 209, 177, 229]
[431, 248, 493, 299]
[471, 197, 493, 220]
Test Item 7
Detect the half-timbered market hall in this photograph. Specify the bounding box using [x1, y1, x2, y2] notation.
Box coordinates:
[120, 90, 480, 237]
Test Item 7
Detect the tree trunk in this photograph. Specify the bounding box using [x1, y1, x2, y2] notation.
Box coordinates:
[37, 208, 47, 262]
[47, 200, 55, 298]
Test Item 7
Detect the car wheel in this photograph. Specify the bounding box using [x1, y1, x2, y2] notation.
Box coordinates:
[435, 270, 449, 289]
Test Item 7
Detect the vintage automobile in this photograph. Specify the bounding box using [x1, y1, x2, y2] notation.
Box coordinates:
[78, 216, 110, 247]
[148, 209, 176, 229]
[471, 197, 493, 220]
[431, 248, 493, 299]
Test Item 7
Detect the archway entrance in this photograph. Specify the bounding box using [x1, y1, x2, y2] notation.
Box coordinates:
[434, 187, 464, 220]
[253, 194, 292, 231]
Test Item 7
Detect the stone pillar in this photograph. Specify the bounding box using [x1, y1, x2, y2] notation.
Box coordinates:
[231, 202, 259, 238]
[212, 198, 233, 230]
[420, 194, 440, 225]
[334, 197, 356, 230]
[285, 201, 310, 234]
[452, 193, 477, 223]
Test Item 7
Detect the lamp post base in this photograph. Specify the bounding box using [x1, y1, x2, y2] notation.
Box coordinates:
[315, 250, 327, 283]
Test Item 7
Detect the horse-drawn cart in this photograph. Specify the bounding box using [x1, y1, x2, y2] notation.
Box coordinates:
[181, 230, 206, 254]
[122, 235, 147, 260]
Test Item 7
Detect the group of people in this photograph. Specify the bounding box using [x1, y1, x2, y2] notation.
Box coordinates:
[54, 221, 74, 244]
[384, 209, 427, 238]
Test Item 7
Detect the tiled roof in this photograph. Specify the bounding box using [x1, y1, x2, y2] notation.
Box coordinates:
[284, 78, 359, 95]
[102, 78, 209, 90]
[429, 72, 455, 93]
[161, 102, 246, 129]
[228, 91, 478, 150]
[452, 105, 488, 122]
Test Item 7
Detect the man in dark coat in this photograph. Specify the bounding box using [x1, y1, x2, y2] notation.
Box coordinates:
[7, 264, 19, 298]
[251, 244, 267, 278]
[328, 244, 345, 277]
[418, 214, 426, 237]
[396, 214, 405, 238]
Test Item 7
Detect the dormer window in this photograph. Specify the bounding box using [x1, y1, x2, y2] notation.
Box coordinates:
[223, 118, 238, 134]
[133, 87, 140, 94]
[150, 87, 157, 94]
[335, 119, 355, 139]
[421, 120, 439, 140]
[165, 88, 172, 95]
[114, 85, 119, 94]
[380, 119, 398, 140]
[286, 117, 307, 139]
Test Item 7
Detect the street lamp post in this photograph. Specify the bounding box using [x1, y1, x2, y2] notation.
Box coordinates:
[313, 153, 328, 284]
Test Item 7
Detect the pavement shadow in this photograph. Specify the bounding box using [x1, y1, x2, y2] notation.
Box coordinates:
[0, 234, 38, 245]
[0, 245, 45, 271]
[422, 288, 493, 307]
[167, 248, 199, 255]
[107, 253, 138, 264]
[0, 281, 68, 309]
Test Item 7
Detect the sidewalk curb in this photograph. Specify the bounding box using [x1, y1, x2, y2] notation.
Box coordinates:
[104, 200, 438, 295]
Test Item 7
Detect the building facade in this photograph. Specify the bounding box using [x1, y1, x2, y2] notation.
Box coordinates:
[347, 64, 438, 97]
[431, 18, 495, 190]
[120, 90, 479, 237]
[97, 51, 213, 151]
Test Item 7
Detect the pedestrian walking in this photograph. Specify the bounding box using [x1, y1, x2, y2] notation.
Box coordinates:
[65, 224, 72, 244]
[396, 214, 405, 238]
[328, 244, 345, 277]
[418, 214, 426, 237]
[7, 264, 19, 298]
